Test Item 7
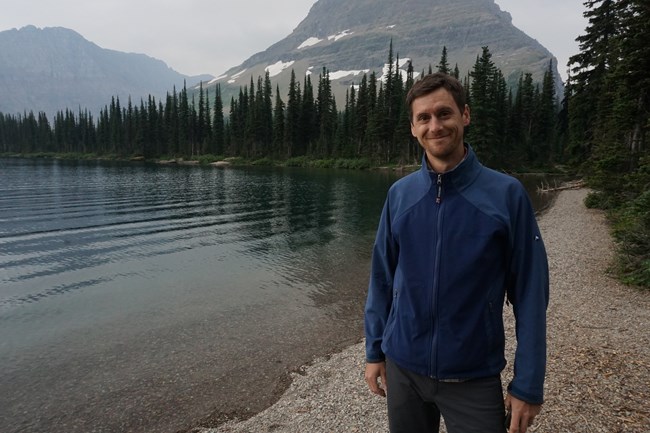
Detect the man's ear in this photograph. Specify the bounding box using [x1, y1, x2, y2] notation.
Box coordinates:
[463, 104, 471, 126]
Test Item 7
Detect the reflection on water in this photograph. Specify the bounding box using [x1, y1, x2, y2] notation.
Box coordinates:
[0, 161, 393, 308]
[0, 158, 400, 433]
[0, 158, 555, 433]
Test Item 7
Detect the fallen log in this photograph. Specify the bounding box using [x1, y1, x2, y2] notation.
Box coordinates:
[537, 179, 586, 193]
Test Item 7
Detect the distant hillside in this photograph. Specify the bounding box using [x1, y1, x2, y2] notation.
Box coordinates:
[0, 26, 213, 119]
[203, 0, 562, 105]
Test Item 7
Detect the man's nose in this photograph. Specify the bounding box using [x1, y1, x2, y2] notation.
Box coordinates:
[428, 117, 442, 131]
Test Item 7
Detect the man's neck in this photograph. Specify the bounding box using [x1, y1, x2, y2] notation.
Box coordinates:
[426, 146, 468, 173]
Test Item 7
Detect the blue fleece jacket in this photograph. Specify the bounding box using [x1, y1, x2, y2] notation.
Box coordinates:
[364, 145, 549, 404]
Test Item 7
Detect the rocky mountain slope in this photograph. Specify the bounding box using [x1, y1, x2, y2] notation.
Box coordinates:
[1, 0, 562, 120]
[206, 0, 561, 104]
[0, 26, 212, 119]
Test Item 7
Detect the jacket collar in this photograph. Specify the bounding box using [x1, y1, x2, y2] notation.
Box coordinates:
[419, 143, 482, 190]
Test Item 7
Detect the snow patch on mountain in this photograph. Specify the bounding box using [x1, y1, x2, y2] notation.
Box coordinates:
[378, 58, 419, 83]
[328, 30, 353, 42]
[297, 30, 352, 50]
[329, 69, 371, 80]
[266, 60, 296, 77]
[298, 37, 322, 49]
[208, 75, 227, 84]
[228, 69, 247, 83]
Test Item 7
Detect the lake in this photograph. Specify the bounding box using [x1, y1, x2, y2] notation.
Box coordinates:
[0, 158, 554, 433]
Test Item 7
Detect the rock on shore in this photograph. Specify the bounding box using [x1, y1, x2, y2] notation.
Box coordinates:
[196, 189, 650, 433]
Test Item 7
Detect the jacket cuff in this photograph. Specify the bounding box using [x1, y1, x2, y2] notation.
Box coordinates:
[507, 381, 544, 405]
[366, 355, 386, 363]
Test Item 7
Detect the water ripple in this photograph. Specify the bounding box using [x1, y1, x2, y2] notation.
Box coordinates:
[0, 159, 397, 313]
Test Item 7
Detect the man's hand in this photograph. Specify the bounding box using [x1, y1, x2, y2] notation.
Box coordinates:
[505, 393, 542, 433]
[364, 361, 387, 397]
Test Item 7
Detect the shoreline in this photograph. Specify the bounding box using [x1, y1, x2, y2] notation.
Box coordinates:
[191, 188, 650, 433]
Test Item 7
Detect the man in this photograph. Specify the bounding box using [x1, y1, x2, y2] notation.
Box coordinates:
[364, 73, 549, 433]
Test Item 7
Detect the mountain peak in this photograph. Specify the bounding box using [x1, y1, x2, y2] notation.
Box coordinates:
[209, 0, 557, 103]
[0, 26, 212, 118]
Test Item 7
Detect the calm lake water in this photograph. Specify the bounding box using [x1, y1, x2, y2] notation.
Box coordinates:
[0, 158, 554, 433]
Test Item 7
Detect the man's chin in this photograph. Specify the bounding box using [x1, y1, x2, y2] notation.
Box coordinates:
[425, 141, 451, 153]
[426, 137, 451, 147]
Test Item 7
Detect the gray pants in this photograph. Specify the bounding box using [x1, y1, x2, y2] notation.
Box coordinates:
[386, 358, 506, 433]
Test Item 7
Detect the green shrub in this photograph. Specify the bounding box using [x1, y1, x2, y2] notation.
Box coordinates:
[224, 157, 245, 165]
[284, 156, 311, 167]
[611, 190, 650, 289]
[251, 157, 275, 166]
[334, 158, 372, 169]
[584, 191, 610, 209]
[310, 159, 335, 168]
[197, 154, 225, 164]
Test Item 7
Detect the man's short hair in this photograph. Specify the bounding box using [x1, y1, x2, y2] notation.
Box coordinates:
[406, 73, 467, 121]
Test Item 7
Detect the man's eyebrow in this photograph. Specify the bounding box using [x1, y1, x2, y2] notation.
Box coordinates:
[416, 105, 453, 115]
[437, 105, 454, 111]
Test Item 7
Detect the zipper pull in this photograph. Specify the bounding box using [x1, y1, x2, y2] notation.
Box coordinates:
[436, 174, 442, 204]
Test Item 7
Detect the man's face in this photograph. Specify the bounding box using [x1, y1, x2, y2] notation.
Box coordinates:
[410, 88, 470, 172]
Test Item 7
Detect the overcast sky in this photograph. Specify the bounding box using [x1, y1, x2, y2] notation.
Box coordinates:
[0, 0, 587, 81]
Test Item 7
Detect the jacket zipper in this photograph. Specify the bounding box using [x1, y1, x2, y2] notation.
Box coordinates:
[430, 173, 443, 377]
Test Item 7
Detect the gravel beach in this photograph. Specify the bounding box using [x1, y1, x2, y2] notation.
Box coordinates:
[195, 188, 650, 433]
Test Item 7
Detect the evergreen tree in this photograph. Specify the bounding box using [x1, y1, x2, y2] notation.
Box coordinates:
[404, 60, 420, 163]
[437, 46, 450, 74]
[537, 60, 558, 162]
[316, 68, 337, 156]
[272, 84, 285, 157]
[261, 71, 274, 156]
[339, 86, 357, 157]
[365, 71, 380, 159]
[355, 73, 370, 156]
[566, 0, 619, 164]
[583, 0, 648, 204]
[197, 82, 207, 152]
[109, 96, 123, 154]
[143, 95, 159, 158]
[285, 69, 302, 157]
[244, 77, 256, 157]
[367, 82, 385, 161]
[212, 84, 225, 156]
[178, 81, 190, 156]
[228, 96, 241, 155]
[167, 87, 180, 156]
[36, 111, 53, 152]
[301, 74, 317, 154]
[467, 47, 506, 166]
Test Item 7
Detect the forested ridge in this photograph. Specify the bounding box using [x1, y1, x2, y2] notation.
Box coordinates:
[0, 0, 648, 287]
[0, 42, 558, 171]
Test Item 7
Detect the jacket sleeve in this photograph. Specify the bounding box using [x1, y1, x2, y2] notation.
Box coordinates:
[364, 197, 399, 363]
[506, 188, 550, 404]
